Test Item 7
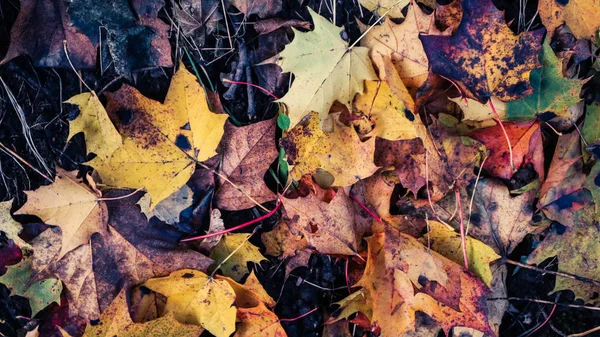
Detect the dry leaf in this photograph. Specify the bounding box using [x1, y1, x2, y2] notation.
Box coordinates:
[209, 233, 267, 281]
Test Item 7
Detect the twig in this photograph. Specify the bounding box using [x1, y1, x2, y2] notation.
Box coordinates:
[466, 153, 488, 235]
[569, 325, 600, 337]
[180, 201, 281, 242]
[0, 142, 53, 183]
[96, 187, 144, 201]
[455, 188, 469, 269]
[487, 297, 600, 312]
[502, 259, 600, 287]
[210, 226, 260, 278]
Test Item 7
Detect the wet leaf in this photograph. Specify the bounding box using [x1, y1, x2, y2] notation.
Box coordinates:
[209, 233, 267, 281]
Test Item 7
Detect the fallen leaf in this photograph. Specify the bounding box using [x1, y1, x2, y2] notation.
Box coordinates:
[352, 80, 420, 141]
[15, 168, 108, 261]
[527, 206, 600, 303]
[198, 209, 226, 253]
[229, 0, 282, 17]
[138, 185, 194, 225]
[538, 0, 600, 40]
[359, 0, 409, 18]
[420, 0, 544, 101]
[0, 199, 32, 253]
[361, 3, 435, 92]
[420, 220, 500, 287]
[88, 64, 228, 209]
[0, 256, 62, 317]
[209, 233, 267, 281]
[374, 137, 427, 196]
[505, 40, 585, 120]
[449, 96, 505, 122]
[273, 8, 376, 128]
[67, 0, 173, 77]
[433, 178, 536, 255]
[214, 119, 278, 210]
[217, 271, 275, 308]
[582, 103, 600, 147]
[143, 269, 237, 337]
[66, 93, 122, 160]
[469, 120, 544, 180]
[0, 0, 96, 68]
[335, 229, 492, 336]
[261, 219, 308, 259]
[281, 189, 359, 255]
[82, 289, 204, 337]
[538, 131, 585, 209]
[235, 302, 287, 337]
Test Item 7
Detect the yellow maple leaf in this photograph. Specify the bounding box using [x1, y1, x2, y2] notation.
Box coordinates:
[209, 233, 267, 281]
[143, 269, 237, 337]
[420, 221, 501, 287]
[0, 199, 32, 253]
[235, 302, 287, 337]
[359, 0, 409, 18]
[83, 289, 204, 337]
[66, 92, 122, 160]
[217, 271, 276, 308]
[538, 0, 600, 40]
[274, 8, 376, 129]
[15, 168, 107, 260]
[88, 63, 227, 209]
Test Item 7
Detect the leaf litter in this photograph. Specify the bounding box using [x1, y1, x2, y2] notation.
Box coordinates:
[0, 0, 600, 336]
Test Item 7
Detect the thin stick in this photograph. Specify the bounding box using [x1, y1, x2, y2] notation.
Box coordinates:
[210, 226, 260, 278]
[502, 259, 600, 287]
[526, 302, 557, 336]
[487, 297, 600, 312]
[489, 98, 514, 172]
[455, 188, 469, 269]
[349, 193, 383, 223]
[466, 153, 488, 235]
[348, 0, 406, 49]
[0, 142, 53, 183]
[279, 307, 319, 322]
[222, 78, 279, 100]
[180, 202, 281, 242]
[63, 41, 94, 94]
[569, 325, 600, 337]
[96, 187, 144, 201]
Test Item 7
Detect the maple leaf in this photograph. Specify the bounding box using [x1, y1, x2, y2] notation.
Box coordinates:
[582, 103, 600, 148]
[82, 289, 204, 337]
[334, 229, 492, 336]
[449, 96, 506, 122]
[434, 178, 537, 255]
[209, 233, 267, 281]
[0, 0, 96, 68]
[0, 200, 32, 253]
[15, 169, 108, 261]
[229, 0, 282, 18]
[138, 185, 194, 225]
[261, 219, 308, 259]
[66, 92, 122, 160]
[527, 206, 600, 303]
[505, 40, 586, 120]
[274, 8, 376, 128]
[420, 221, 500, 287]
[420, 0, 544, 101]
[352, 80, 420, 141]
[214, 119, 278, 210]
[143, 269, 237, 337]
[361, 2, 436, 92]
[88, 64, 228, 209]
[469, 121, 544, 180]
[0, 256, 62, 317]
[281, 188, 359, 255]
[359, 0, 409, 18]
[538, 0, 600, 40]
[235, 302, 287, 337]
[217, 271, 276, 308]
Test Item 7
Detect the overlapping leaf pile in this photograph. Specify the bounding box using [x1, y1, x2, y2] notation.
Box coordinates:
[1, 0, 600, 336]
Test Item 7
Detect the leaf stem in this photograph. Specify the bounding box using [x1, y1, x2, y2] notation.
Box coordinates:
[489, 98, 515, 172]
[348, 193, 383, 223]
[222, 78, 280, 100]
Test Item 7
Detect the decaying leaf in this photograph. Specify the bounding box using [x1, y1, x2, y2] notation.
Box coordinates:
[15, 169, 108, 261]
[527, 206, 600, 303]
[420, 221, 500, 287]
[214, 119, 278, 210]
[209, 233, 267, 281]
[0, 200, 32, 253]
[449, 96, 505, 122]
[217, 271, 275, 308]
[0, 256, 62, 317]
[361, 3, 436, 92]
[274, 8, 376, 128]
[538, 0, 600, 40]
[138, 185, 194, 225]
[88, 64, 227, 209]
[66, 92, 122, 160]
[82, 289, 204, 337]
[282, 188, 359, 255]
[333, 229, 492, 336]
[420, 0, 544, 101]
[469, 120, 544, 180]
[144, 269, 237, 337]
[505, 40, 585, 120]
[358, 0, 409, 19]
[235, 302, 287, 337]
